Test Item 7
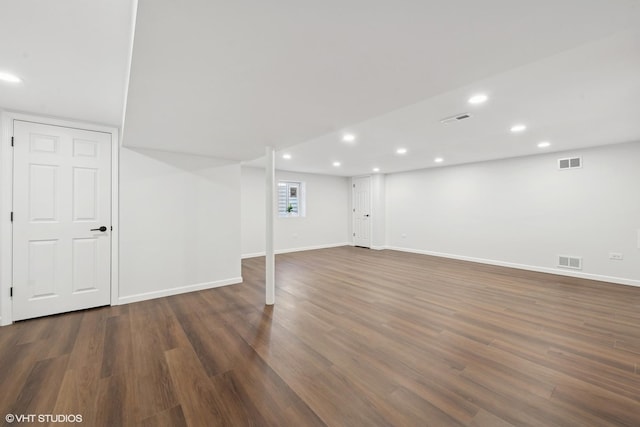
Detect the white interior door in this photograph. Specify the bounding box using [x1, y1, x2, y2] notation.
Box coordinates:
[12, 120, 112, 321]
[353, 176, 371, 248]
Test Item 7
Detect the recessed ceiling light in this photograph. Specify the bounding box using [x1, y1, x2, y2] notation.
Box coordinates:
[537, 141, 551, 148]
[510, 124, 527, 133]
[434, 157, 444, 163]
[0, 72, 22, 83]
[342, 133, 356, 142]
[282, 153, 292, 159]
[332, 161, 341, 167]
[372, 167, 380, 172]
[396, 148, 407, 155]
[468, 94, 488, 105]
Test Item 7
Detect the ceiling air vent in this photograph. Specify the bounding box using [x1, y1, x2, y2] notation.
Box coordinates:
[558, 156, 582, 170]
[440, 113, 472, 126]
[558, 255, 582, 270]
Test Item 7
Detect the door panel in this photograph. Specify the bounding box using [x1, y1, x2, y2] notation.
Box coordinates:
[28, 239, 59, 299]
[73, 139, 98, 157]
[72, 237, 99, 293]
[73, 167, 98, 220]
[29, 164, 58, 221]
[29, 133, 59, 154]
[13, 120, 112, 321]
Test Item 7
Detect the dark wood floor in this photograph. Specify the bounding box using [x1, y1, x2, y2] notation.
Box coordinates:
[1, 246, 639, 426]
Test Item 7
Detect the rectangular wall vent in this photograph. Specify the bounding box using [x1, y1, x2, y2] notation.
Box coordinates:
[558, 157, 582, 170]
[440, 113, 472, 125]
[558, 255, 582, 270]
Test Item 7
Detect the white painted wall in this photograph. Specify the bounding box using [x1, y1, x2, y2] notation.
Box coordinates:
[241, 167, 350, 257]
[371, 174, 386, 249]
[386, 142, 640, 286]
[119, 148, 242, 303]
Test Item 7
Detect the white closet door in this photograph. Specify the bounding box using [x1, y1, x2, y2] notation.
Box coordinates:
[12, 120, 112, 321]
[353, 176, 371, 248]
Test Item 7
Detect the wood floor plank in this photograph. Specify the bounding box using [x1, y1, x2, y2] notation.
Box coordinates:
[94, 373, 138, 427]
[100, 313, 133, 378]
[0, 342, 46, 412]
[138, 405, 188, 427]
[165, 346, 257, 427]
[42, 310, 83, 360]
[50, 366, 101, 427]
[13, 316, 51, 345]
[551, 382, 640, 426]
[128, 300, 190, 419]
[470, 409, 517, 427]
[67, 308, 107, 370]
[50, 369, 86, 425]
[8, 355, 69, 419]
[388, 385, 467, 427]
[286, 366, 393, 426]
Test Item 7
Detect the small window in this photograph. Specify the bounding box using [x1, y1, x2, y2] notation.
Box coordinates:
[278, 181, 305, 217]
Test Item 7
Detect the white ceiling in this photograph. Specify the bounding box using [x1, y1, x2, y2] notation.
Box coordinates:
[260, 28, 640, 176]
[124, 0, 640, 163]
[0, 0, 134, 126]
[1, 1, 639, 176]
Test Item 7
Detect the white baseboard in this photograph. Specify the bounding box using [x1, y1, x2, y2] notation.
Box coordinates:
[348, 242, 385, 250]
[242, 242, 350, 259]
[386, 246, 640, 288]
[241, 252, 266, 259]
[117, 276, 243, 305]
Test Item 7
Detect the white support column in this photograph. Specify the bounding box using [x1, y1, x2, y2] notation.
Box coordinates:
[265, 147, 275, 305]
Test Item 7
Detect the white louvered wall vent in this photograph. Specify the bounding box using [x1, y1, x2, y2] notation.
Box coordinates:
[558, 156, 582, 170]
[558, 255, 582, 270]
[440, 113, 472, 126]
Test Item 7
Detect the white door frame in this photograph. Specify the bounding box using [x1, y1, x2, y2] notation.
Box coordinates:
[351, 175, 373, 248]
[0, 111, 119, 325]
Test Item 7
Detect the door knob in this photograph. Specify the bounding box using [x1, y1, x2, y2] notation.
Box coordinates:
[90, 226, 107, 232]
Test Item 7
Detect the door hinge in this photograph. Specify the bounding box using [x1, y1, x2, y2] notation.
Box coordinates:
[353, 232, 356, 237]
[110, 226, 113, 231]
[11, 136, 14, 147]
[353, 184, 355, 188]
[352, 208, 355, 212]
[10, 212, 13, 222]
[10, 287, 13, 297]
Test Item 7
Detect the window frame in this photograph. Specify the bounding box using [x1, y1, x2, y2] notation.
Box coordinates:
[277, 180, 305, 218]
